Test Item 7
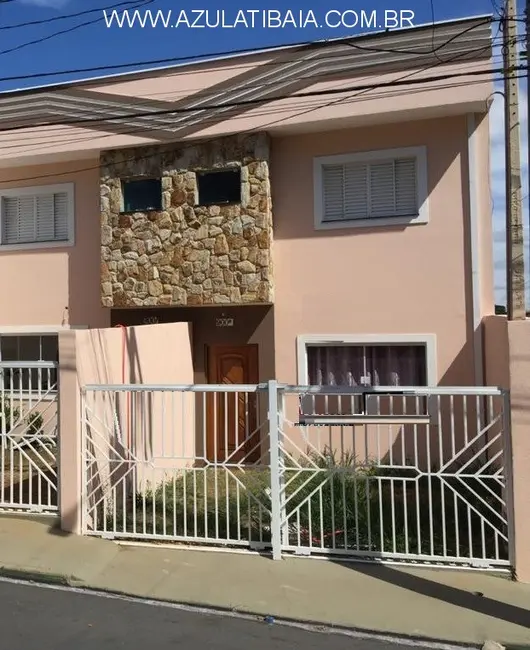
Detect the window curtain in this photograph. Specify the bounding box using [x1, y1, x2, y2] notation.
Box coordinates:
[307, 345, 426, 386]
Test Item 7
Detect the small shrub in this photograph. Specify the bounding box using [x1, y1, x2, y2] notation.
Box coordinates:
[0, 399, 21, 433]
[0, 400, 45, 438]
[26, 412, 44, 436]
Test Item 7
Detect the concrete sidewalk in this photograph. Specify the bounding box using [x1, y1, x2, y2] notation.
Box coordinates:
[0, 516, 529, 648]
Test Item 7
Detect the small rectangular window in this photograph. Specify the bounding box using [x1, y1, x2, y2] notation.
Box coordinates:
[0, 335, 58, 392]
[197, 168, 241, 206]
[303, 343, 428, 418]
[0, 184, 73, 247]
[314, 146, 428, 230]
[121, 178, 162, 212]
[307, 344, 427, 386]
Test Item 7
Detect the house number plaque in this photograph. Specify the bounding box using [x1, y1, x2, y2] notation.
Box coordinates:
[216, 315, 234, 328]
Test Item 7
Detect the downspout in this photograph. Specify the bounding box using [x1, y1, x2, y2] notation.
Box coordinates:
[467, 112, 485, 387]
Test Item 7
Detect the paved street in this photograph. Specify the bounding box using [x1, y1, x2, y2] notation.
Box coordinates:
[1, 578, 424, 650]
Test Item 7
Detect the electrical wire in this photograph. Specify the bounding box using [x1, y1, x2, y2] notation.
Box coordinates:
[0, 61, 512, 135]
[1, 74, 513, 157]
[0, 16, 498, 86]
[0, 0, 155, 57]
[1, 30, 513, 100]
[0, 65, 521, 187]
[0, 0, 151, 31]
[0, 15, 508, 186]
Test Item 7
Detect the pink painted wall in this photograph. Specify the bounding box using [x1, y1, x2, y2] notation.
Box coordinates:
[58, 322, 194, 534]
[271, 115, 492, 386]
[0, 160, 109, 329]
[483, 316, 530, 582]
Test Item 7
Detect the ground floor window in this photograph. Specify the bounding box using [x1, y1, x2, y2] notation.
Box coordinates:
[306, 343, 427, 387]
[0, 334, 58, 392]
[299, 336, 434, 419]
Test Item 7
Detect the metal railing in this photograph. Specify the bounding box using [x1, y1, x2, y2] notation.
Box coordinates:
[0, 362, 59, 513]
[81, 381, 513, 571]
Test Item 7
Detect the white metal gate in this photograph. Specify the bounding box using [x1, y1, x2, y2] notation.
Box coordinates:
[81, 384, 273, 548]
[277, 385, 512, 570]
[81, 382, 513, 571]
[0, 362, 59, 513]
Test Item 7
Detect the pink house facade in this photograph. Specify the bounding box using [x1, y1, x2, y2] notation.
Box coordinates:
[0, 16, 494, 393]
[6, 15, 530, 580]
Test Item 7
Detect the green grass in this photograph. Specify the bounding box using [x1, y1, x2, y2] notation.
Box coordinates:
[102, 447, 508, 560]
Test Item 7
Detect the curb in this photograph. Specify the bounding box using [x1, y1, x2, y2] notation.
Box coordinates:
[0, 566, 75, 587]
[0, 566, 482, 650]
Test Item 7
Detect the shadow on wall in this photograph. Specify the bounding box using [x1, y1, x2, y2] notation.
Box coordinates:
[77, 324, 183, 531]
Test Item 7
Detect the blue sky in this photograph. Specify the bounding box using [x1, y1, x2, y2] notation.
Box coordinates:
[0, 0, 527, 306]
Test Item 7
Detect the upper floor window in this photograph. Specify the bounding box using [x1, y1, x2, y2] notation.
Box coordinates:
[121, 178, 162, 212]
[313, 146, 428, 230]
[0, 183, 74, 250]
[197, 168, 241, 205]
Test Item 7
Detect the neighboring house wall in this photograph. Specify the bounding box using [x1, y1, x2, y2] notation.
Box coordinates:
[271, 115, 491, 386]
[0, 160, 109, 329]
[100, 133, 273, 308]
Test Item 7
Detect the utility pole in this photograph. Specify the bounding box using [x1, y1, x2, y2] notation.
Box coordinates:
[504, 0, 525, 319]
[524, 0, 530, 306]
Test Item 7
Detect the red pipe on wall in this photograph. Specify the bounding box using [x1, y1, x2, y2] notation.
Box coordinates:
[114, 324, 131, 449]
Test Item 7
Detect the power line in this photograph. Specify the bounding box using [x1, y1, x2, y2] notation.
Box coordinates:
[0, 16, 496, 85]
[0, 0, 155, 57]
[0, 17, 506, 186]
[1, 29, 512, 97]
[0, 65, 521, 186]
[0, 62, 514, 135]
[0, 0, 148, 31]
[3, 73, 511, 153]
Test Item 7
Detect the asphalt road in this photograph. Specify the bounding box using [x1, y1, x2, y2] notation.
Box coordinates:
[0, 578, 424, 650]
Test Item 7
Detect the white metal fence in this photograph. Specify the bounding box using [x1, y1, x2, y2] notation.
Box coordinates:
[0, 362, 59, 513]
[81, 381, 513, 571]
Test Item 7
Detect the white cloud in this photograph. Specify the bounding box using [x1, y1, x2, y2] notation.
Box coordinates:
[490, 42, 529, 307]
[17, 0, 71, 7]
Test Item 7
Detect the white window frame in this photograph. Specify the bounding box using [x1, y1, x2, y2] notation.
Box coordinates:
[0, 329, 61, 400]
[313, 146, 429, 231]
[0, 182, 75, 251]
[296, 333, 437, 387]
[0, 326, 87, 400]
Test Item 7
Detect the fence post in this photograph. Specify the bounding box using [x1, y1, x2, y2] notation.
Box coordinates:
[57, 330, 82, 534]
[502, 389, 517, 576]
[268, 379, 282, 560]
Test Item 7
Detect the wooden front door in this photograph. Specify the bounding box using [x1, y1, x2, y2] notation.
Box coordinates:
[206, 344, 259, 464]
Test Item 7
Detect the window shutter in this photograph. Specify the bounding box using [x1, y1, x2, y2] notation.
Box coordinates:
[320, 154, 418, 222]
[343, 163, 368, 220]
[322, 164, 345, 221]
[1, 191, 69, 245]
[394, 158, 417, 215]
[3, 196, 36, 244]
[53, 193, 69, 240]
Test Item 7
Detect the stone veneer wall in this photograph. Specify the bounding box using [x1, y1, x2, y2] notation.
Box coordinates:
[100, 133, 273, 307]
